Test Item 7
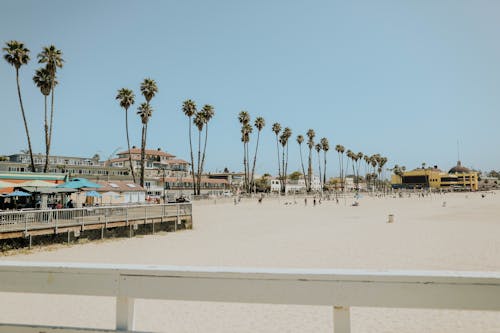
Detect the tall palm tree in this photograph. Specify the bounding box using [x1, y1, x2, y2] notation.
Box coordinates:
[272, 123, 282, 186]
[138, 78, 158, 187]
[199, 104, 215, 194]
[355, 152, 363, 190]
[335, 144, 345, 191]
[33, 67, 56, 173]
[3, 41, 35, 172]
[296, 135, 308, 190]
[306, 129, 315, 192]
[315, 143, 322, 191]
[239, 111, 251, 191]
[250, 116, 265, 192]
[116, 88, 136, 183]
[280, 127, 292, 193]
[37, 45, 64, 172]
[320, 138, 329, 186]
[194, 111, 206, 195]
[182, 99, 198, 195]
[241, 123, 252, 192]
[137, 102, 153, 187]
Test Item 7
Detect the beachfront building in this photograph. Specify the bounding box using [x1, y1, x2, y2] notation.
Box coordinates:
[270, 175, 322, 194]
[391, 161, 478, 191]
[108, 147, 189, 178]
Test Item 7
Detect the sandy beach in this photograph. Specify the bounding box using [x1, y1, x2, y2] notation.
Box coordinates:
[1, 191, 500, 332]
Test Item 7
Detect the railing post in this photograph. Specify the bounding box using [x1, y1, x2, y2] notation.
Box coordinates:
[333, 306, 350, 333]
[176, 203, 179, 231]
[116, 296, 135, 331]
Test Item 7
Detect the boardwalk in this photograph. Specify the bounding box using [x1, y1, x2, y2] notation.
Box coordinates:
[0, 203, 192, 242]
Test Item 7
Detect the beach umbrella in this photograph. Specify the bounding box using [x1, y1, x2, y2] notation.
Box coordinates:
[57, 178, 102, 189]
[21, 180, 56, 187]
[0, 180, 16, 189]
[6, 190, 31, 197]
[85, 190, 102, 198]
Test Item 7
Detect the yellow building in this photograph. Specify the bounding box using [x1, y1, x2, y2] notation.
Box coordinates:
[391, 161, 478, 191]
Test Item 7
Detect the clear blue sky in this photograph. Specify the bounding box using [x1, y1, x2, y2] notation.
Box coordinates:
[1, 0, 499, 176]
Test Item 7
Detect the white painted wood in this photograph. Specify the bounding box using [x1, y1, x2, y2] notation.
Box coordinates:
[333, 306, 350, 333]
[1, 262, 500, 332]
[0, 323, 142, 333]
[116, 297, 135, 331]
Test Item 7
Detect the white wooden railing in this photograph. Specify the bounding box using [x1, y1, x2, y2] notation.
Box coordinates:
[0, 262, 500, 333]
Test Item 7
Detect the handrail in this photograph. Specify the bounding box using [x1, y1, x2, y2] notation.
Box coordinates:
[0, 262, 499, 332]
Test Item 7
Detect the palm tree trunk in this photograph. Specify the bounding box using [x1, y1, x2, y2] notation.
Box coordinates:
[188, 117, 196, 196]
[196, 129, 201, 195]
[246, 141, 251, 192]
[125, 108, 136, 183]
[140, 124, 146, 187]
[199, 124, 209, 194]
[16, 68, 35, 172]
[284, 143, 290, 194]
[323, 151, 327, 187]
[250, 130, 261, 193]
[47, 81, 56, 173]
[307, 148, 312, 192]
[317, 151, 322, 191]
[243, 141, 248, 192]
[275, 135, 281, 189]
[43, 95, 49, 173]
[299, 145, 308, 190]
[281, 145, 286, 193]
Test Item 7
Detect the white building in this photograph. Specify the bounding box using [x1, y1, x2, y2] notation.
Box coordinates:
[270, 175, 322, 193]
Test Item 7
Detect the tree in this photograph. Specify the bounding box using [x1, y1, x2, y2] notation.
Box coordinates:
[182, 99, 198, 195]
[320, 138, 329, 187]
[37, 45, 64, 173]
[306, 129, 315, 192]
[3, 40, 35, 172]
[296, 135, 308, 190]
[250, 116, 265, 193]
[33, 67, 57, 173]
[280, 127, 292, 193]
[289, 171, 302, 181]
[194, 111, 206, 195]
[335, 145, 345, 191]
[355, 152, 363, 190]
[138, 78, 158, 187]
[198, 104, 215, 195]
[239, 111, 251, 192]
[272, 123, 282, 187]
[116, 88, 136, 183]
[315, 143, 322, 191]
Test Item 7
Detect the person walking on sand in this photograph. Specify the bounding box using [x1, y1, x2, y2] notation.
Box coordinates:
[304, 197, 307, 206]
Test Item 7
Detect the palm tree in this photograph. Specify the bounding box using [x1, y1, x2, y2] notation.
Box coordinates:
[198, 104, 215, 194]
[137, 102, 153, 187]
[315, 143, 322, 191]
[250, 116, 265, 192]
[194, 111, 206, 195]
[296, 135, 308, 190]
[182, 99, 197, 195]
[306, 129, 315, 192]
[3, 41, 35, 172]
[272, 123, 282, 187]
[33, 67, 56, 173]
[239, 111, 251, 191]
[116, 88, 136, 183]
[355, 152, 363, 190]
[346, 150, 353, 189]
[280, 127, 292, 193]
[241, 123, 252, 192]
[138, 78, 158, 187]
[37, 45, 64, 172]
[335, 144, 345, 191]
[320, 138, 329, 186]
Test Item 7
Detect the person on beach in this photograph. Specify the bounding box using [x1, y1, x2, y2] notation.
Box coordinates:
[304, 197, 307, 206]
[66, 199, 74, 208]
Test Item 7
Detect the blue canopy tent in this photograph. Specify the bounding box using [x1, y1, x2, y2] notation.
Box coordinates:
[85, 191, 102, 198]
[6, 190, 32, 197]
[57, 178, 102, 207]
[56, 178, 102, 189]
